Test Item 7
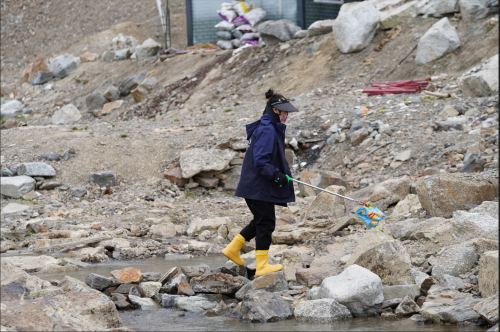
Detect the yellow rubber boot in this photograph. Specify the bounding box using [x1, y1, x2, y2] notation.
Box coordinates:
[255, 250, 283, 276]
[222, 234, 246, 266]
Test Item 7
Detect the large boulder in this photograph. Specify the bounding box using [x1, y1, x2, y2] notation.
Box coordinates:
[49, 53, 78, 78]
[302, 185, 347, 222]
[415, 173, 498, 218]
[379, 1, 417, 29]
[431, 247, 478, 282]
[52, 104, 82, 125]
[332, 1, 380, 53]
[459, 54, 499, 97]
[2, 255, 63, 273]
[478, 251, 499, 298]
[450, 210, 498, 242]
[186, 217, 229, 236]
[294, 298, 352, 321]
[134, 38, 161, 60]
[240, 290, 294, 322]
[470, 201, 499, 219]
[190, 272, 247, 295]
[1, 100, 23, 118]
[421, 0, 460, 16]
[415, 18, 460, 65]
[0, 176, 36, 198]
[298, 169, 347, 197]
[258, 19, 301, 46]
[307, 20, 335, 37]
[17, 163, 55, 177]
[318, 265, 384, 317]
[345, 176, 411, 213]
[474, 293, 499, 325]
[180, 148, 234, 178]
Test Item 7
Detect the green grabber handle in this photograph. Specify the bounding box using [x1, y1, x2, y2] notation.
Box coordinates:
[274, 175, 294, 188]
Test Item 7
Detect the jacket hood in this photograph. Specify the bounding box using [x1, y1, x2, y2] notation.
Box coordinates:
[245, 114, 285, 140]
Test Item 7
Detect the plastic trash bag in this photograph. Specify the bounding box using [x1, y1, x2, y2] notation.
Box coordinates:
[216, 30, 233, 41]
[236, 24, 253, 33]
[244, 40, 259, 45]
[232, 39, 242, 48]
[217, 39, 233, 50]
[231, 28, 243, 39]
[356, 202, 385, 230]
[242, 7, 267, 26]
[232, 16, 249, 27]
[240, 32, 259, 41]
[218, 8, 237, 22]
[215, 21, 235, 31]
[233, 2, 255, 16]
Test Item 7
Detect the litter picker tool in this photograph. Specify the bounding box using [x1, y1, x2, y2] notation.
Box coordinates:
[287, 176, 386, 230]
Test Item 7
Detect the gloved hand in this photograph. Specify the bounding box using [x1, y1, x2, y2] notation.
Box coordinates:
[274, 173, 293, 187]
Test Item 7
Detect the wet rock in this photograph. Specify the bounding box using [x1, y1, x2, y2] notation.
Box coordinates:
[190, 272, 247, 295]
[17, 163, 55, 177]
[319, 264, 384, 317]
[180, 265, 210, 279]
[90, 171, 116, 187]
[118, 70, 148, 96]
[110, 267, 143, 284]
[31, 71, 54, 85]
[186, 217, 229, 236]
[415, 173, 498, 218]
[395, 295, 420, 316]
[128, 294, 160, 310]
[236, 271, 288, 300]
[415, 18, 460, 65]
[138, 282, 161, 298]
[114, 283, 136, 295]
[332, 1, 380, 53]
[0, 176, 36, 198]
[49, 53, 78, 78]
[478, 251, 499, 298]
[86, 91, 108, 111]
[1, 100, 23, 118]
[380, 1, 417, 29]
[161, 294, 184, 307]
[174, 295, 217, 312]
[204, 300, 230, 317]
[382, 285, 420, 302]
[240, 290, 293, 322]
[180, 148, 234, 178]
[474, 292, 499, 325]
[52, 104, 82, 125]
[177, 275, 195, 296]
[85, 273, 114, 291]
[460, 54, 498, 97]
[134, 38, 161, 60]
[420, 285, 483, 324]
[295, 298, 352, 321]
[432, 247, 478, 282]
[258, 19, 300, 46]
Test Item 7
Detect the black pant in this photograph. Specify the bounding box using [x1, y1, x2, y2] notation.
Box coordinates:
[239, 199, 276, 251]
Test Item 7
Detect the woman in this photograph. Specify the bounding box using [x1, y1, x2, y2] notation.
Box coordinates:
[222, 88, 298, 276]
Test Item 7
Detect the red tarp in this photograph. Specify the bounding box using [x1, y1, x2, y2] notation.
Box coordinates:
[363, 79, 430, 96]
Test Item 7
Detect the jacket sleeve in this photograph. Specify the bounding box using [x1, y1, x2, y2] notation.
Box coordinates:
[252, 126, 280, 180]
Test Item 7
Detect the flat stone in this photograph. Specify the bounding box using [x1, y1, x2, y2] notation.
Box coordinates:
[102, 100, 123, 114]
[382, 285, 420, 302]
[110, 267, 143, 284]
[70, 187, 87, 197]
[164, 167, 188, 187]
[190, 272, 247, 295]
[432, 247, 478, 283]
[1, 203, 30, 215]
[40, 153, 61, 161]
[0, 176, 36, 198]
[180, 148, 234, 178]
[394, 149, 415, 162]
[174, 295, 217, 312]
[180, 264, 211, 279]
[307, 19, 335, 37]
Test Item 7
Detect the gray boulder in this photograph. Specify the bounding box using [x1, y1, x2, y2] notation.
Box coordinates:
[459, 0, 491, 20]
[470, 201, 499, 219]
[52, 104, 82, 125]
[307, 20, 335, 37]
[415, 18, 460, 65]
[423, 0, 460, 16]
[319, 264, 384, 317]
[432, 247, 478, 282]
[118, 70, 148, 96]
[294, 298, 352, 321]
[219, 165, 242, 190]
[240, 290, 293, 323]
[49, 53, 78, 78]
[459, 54, 498, 97]
[31, 71, 54, 85]
[1, 100, 23, 118]
[235, 271, 288, 300]
[85, 92, 108, 111]
[135, 38, 161, 60]
[89, 171, 116, 187]
[332, 1, 380, 53]
[174, 296, 217, 312]
[451, 210, 498, 242]
[180, 148, 234, 178]
[85, 273, 114, 291]
[0, 176, 35, 198]
[138, 281, 162, 298]
[17, 163, 55, 177]
[258, 20, 301, 46]
[380, 1, 417, 29]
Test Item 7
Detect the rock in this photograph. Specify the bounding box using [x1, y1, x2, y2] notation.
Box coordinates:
[135, 38, 161, 60]
[415, 173, 498, 218]
[395, 295, 420, 316]
[118, 70, 148, 96]
[295, 298, 352, 321]
[258, 19, 299, 44]
[138, 282, 161, 298]
[379, 1, 417, 29]
[186, 217, 229, 236]
[470, 201, 498, 219]
[272, 226, 322, 245]
[131, 77, 158, 102]
[204, 300, 230, 317]
[345, 176, 411, 213]
[110, 267, 143, 284]
[1, 100, 23, 118]
[460, 0, 492, 21]
[180, 265, 211, 279]
[161, 294, 184, 307]
[85, 273, 114, 291]
[432, 247, 478, 282]
[86, 92, 108, 111]
[150, 223, 176, 238]
[439, 105, 459, 117]
[102, 100, 123, 114]
[349, 128, 369, 146]
[382, 285, 420, 302]
[31, 71, 54, 85]
[1, 269, 46, 301]
[332, 2, 380, 53]
[474, 292, 499, 325]
[1, 118, 17, 130]
[104, 86, 121, 102]
[1, 203, 30, 215]
[21, 56, 50, 84]
[415, 18, 460, 65]
[392, 194, 422, 216]
[240, 290, 293, 322]
[164, 167, 188, 187]
[298, 169, 347, 197]
[17, 163, 55, 177]
[81, 53, 98, 62]
[451, 211, 498, 243]
[115, 48, 133, 60]
[175, 295, 217, 312]
[2, 255, 64, 273]
[180, 148, 234, 178]
[319, 265, 384, 317]
[294, 30, 308, 38]
[111, 33, 140, 50]
[459, 155, 486, 173]
[459, 54, 498, 97]
[442, 274, 466, 290]
[219, 165, 242, 190]
[70, 187, 87, 197]
[49, 53, 78, 78]
[0, 176, 36, 198]
[128, 294, 159, 310]
[394, 149, 415, 162]
[420, 285, 483, 324]
[307, 19, 335, 37]
[1, 167, 14, 176]
[177, 275, 195, 296]
[422, 0, 460, 16]
[38, 181, 63, 190]
[40, 153, 61, 161]
[101, 50, 116, 62]
[193, 176, 219, 188]
[52, 104, 82, 125]
[302, 185, 347, 222]
[90, 171, 116, 187]
[478, 251, 499, 298]
[190, 273, 247, 295]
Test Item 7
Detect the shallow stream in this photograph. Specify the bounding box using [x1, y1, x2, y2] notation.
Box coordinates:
[36, 255, 487, 332]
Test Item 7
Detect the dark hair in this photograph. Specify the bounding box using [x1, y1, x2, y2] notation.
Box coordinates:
[265, 88, 285, 104]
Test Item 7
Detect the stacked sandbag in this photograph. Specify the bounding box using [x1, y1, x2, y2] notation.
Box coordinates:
[215, 2, 267, 50]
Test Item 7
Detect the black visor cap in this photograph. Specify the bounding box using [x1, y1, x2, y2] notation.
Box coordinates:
[270, 98, 299, 113]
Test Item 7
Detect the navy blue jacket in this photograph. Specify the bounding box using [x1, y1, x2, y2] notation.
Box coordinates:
[235, 114, 295, 205]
